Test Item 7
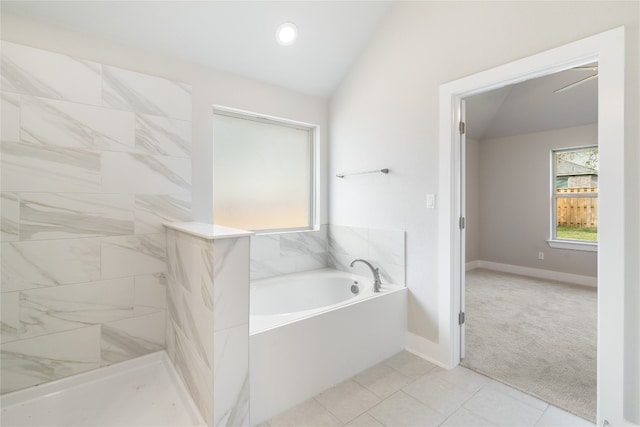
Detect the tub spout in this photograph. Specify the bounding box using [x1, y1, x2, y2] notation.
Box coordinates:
[349, 259, 382, 292]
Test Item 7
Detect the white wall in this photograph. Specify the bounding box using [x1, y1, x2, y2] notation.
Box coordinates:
[329, 1, 639, 423]
[1, 14, 329, 227]
[475, 125, 598, 277]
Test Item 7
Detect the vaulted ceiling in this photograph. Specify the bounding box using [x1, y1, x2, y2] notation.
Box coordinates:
[2, 1, 597, 137]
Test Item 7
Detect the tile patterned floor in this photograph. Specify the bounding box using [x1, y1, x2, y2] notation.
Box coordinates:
[263, 351, 594, 427]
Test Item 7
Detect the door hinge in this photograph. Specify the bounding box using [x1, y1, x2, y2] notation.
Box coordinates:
[459, 121, 466, 134]
[459, 312, 465, 325]
[459, 217, 465, 229]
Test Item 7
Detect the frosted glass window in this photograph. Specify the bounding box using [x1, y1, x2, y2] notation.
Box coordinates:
[213, 111, 315, 232]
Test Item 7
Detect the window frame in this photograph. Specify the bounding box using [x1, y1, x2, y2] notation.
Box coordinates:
[548, 144, 598, 252]
[212, 106, 319, 235]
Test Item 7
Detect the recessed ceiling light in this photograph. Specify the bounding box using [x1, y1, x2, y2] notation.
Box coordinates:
[276, 22, 298, 46]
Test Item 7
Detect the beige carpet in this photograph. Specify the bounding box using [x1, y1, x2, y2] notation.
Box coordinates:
[462, 268, 597, 422]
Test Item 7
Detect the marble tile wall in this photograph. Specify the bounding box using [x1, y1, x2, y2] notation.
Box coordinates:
[165, 228, 250, 427]
[250, 225, 328, 280]
[328, 225, 406, 286]
[0, 41, 193, 394]
[250, 225, 405, 286]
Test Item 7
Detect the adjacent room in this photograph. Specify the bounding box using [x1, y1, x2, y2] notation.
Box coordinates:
[0, 2, 638, 427]
[463, 68, 598, 421]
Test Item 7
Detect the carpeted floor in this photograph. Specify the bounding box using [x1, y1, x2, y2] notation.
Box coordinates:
[462, 268, 597, 422]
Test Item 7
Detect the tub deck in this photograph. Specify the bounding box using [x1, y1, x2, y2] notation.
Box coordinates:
[0, 352, 205, 427]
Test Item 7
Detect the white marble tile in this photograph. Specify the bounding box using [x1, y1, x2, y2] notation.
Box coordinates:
[135, 194, 192, 234]
[178, 278, 213, 369]
[293, 253, 328, 272]
[250, 257, 297, 281]
[328, 224, 368, 258]
[101, 233, 167, 279]
[213, 324, 249, 427]
[1, 192, 20, 241]
[213, 237, 250, 332]
[1, 291, 20, 343]
[315, 380, 381, 424]
[280, 229, 327, 257]
[1, 142, 101, 192]
[383, 350, 439, 380]
[485, 380, 549, 412]
[173, 325, 213, 427]
[102, 65, 192, 121]
[100, 311, 166, 366]
[102, 152, 191, 195]
[463, 386, 546, 427]
[135, 114, 191, 157]
[20, 95, 135, 151]
[250, 234, 281, 262]
[429, 366, 492, 395]
[367, 390, 446, 427]
[1, 238, 101, 292]
[1, 41, 102, 105]
[19, 193, 135, 240]
[18, 277, 160, 340]
[0, 325, 101, 394]
[440, 407, 498, 426]
[344, 412, 384, 427]
[368, 228, 405, 267]
[134, 273, 167, 309]
[1, 91, 21, 141]
[268, 398, 341, 427]
[535, 405, 594, 426]
[352, 363, 412, 399]
[402, 373, 473, 417]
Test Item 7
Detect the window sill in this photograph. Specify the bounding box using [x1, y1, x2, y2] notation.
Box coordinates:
[547, 239, 598, 252]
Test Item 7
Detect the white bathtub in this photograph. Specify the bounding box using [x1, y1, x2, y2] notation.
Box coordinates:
[249, 268, 407, 425]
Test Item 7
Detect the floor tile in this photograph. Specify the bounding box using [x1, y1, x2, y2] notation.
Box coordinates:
[344, 412, 385, 427]
[367, 391, 446, 427]
[402, 373, 473, 417]
[429, 366, 491, 394]
[440, 407, 498, 426]
[353, 363, 413, 398]
[535, 405, 595, 426]
[268, 398, 342, 427]
[485, 380, 549, 411]
[383, 350, 439, 380]
[463, 387, 545, 426]
[315, 379, 381, 424]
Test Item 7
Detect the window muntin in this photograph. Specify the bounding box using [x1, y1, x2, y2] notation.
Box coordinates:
[551, 146, 598, 244]
[213, 109, 316, 233]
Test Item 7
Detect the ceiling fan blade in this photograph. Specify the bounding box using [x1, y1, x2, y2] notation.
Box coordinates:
[554, 73, 598, 93]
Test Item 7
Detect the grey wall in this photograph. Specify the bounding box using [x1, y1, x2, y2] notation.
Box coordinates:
[472, 124, 597, 278]
[465, 138, 481, 263]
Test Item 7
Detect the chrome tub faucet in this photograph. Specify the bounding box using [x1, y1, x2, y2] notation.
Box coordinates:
[350, 259, 382, 292]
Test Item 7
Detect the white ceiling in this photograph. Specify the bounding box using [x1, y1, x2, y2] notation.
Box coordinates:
[2, 1, 597, 135]
[465, 66, 598, 140]
[1, 1, 394, 98]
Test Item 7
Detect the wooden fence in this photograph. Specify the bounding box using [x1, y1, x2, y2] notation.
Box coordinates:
[556, 188, 598, 228]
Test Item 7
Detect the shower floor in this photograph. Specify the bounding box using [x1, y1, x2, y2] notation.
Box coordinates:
[0, 352, 206, 427]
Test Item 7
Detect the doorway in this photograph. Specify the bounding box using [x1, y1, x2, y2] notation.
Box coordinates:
[437, 27, 625, 426]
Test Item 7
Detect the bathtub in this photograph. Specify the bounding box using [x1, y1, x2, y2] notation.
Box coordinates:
[249, 268, 407, 425]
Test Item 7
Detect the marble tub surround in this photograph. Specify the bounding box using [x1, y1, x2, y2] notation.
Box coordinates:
[0, 41, 193, 394]
[165, 223, 251, 427]
[328, 224, 406, 286]
[250, 225, 328, 280]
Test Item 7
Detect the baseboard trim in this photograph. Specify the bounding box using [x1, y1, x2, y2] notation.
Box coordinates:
[467, 260, 597, 288]
[405, 332, 452, 370]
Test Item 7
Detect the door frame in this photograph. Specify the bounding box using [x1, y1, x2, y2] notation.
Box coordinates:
[437, 27, 625, 425]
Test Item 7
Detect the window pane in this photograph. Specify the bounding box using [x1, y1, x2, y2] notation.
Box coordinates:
[213, 113, 313, 231]
[553, 146, 598, 242]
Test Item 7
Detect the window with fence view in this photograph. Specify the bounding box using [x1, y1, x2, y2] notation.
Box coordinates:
[552, 146, 598, 242]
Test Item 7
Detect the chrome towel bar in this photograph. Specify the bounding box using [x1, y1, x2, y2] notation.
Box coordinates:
[336, 168, 389, 178]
